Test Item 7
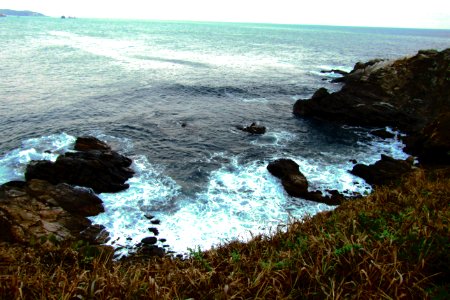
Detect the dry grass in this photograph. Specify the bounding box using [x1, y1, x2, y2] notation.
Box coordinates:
[0, 168, 448, 299]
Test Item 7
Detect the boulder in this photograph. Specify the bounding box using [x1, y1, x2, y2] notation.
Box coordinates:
[74, 136, 112, 152]
[0, 179, 104, 245]
[25, 137, 134, 193]
[237, 122, 266, 134]
[141, 237, 158, 245]
[267, 159, 343, 205]
[350, 155, 414, 186]
[294, 48, 450, 134]
[267, 159, 308, 197]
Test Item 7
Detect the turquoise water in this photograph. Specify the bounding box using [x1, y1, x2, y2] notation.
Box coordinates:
[1, 17, 449, 255]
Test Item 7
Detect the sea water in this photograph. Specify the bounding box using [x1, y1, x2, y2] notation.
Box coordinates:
[1, 17, 449, 255]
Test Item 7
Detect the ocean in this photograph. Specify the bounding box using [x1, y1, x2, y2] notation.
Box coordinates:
[1, 17, 449, 255]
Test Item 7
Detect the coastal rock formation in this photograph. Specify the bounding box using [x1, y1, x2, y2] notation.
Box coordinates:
[350, 155, 414, 186]
[74, 136, 112, 152]
[267, 159, 308, 196]
[0, 179, 104, 244]
[25, 136, 134, 193]
[267, 159, 344, 205]
[237, 122, 267, 134]
[404, 112, 450, 165]
[294, 48, 450, 134]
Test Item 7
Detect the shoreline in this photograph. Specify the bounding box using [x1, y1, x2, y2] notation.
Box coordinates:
[0, 47, 449, 297]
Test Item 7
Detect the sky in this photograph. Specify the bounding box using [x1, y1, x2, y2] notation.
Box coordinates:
[2, 0, 450, 29]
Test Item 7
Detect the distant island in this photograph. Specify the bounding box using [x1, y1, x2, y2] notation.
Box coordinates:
[0, 9, 45, 17]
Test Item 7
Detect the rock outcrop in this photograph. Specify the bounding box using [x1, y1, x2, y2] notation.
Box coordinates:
[267, 159, 309, 196]
[0, 136, 136, 251]
[350, 155, 414, 186]
[0, 179, 105, 244]
[404, 112, 450, 165]
[267, 159, 344, 205]
[294, 49, 450, 134]
[25, 136, 134, 193]
[237, 123, 266, 134]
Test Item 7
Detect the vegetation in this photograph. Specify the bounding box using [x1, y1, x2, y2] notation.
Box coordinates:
[0, 168, 448, 299]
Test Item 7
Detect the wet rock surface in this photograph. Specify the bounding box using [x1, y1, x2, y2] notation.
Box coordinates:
[0, 137, 140, 255]
[294, 48, 450, 134]
[25, 136, 134, 193]
[351, 155, 414, 186]
[267, 159, 344, 205]
[237, 122, 267, 134]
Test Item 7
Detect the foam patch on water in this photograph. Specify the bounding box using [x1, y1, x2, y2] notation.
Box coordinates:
[89, 155, 181, 254]
[250, 130, 297, 147]
[0, 133, 75, 183]
[0, 130, 411, 257]
[156, 156, 336, 255]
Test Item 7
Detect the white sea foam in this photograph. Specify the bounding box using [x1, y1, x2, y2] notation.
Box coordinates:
[156, 156, 336, 255]
[89, 155, 181, 254]
[250, 130, 297, 147]
[0, 133, 75, 183]
[0, 131, 411, 257]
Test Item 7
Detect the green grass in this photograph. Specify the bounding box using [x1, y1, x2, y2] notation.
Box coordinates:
[0, 168, 448, 299]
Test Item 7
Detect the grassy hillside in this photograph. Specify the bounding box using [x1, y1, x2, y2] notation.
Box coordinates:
[1, 167, 448, 299]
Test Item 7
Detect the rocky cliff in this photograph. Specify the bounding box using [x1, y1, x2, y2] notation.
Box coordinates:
[294, 48, 450, 166]
[294, 49, 450, 134]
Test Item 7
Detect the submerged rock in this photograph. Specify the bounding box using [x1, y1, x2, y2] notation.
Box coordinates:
[25, 136, 134, 193]
[237, 122, 266, 134]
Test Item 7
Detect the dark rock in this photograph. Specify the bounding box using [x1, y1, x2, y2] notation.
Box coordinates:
[349, 159, 358, 164]
[0, 179, 104, 245]
[159, 238, 167, 243]
[371, 129, 395, 139]
[404, 112, 450, 165]
[151, 219, 161, 225]
[139, 245, 165, 257]
[141, 237, 158, 245]
[144, 214, 155, 220]
[26, 180, 104, 216]
[311, 88, 330, 100]
[80, 224, 110, 244]
[294, 48, 450, 134]
[74, 136, 112, 152]
[148, 227, 159, 235]
[351, 155, 414, 186]
[267, 159, 343, 205]
[237, 122, 266, 134]
[25, 138, 134, 193]
[267, 159, 308, 197]
[320, 69, 349, 76]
